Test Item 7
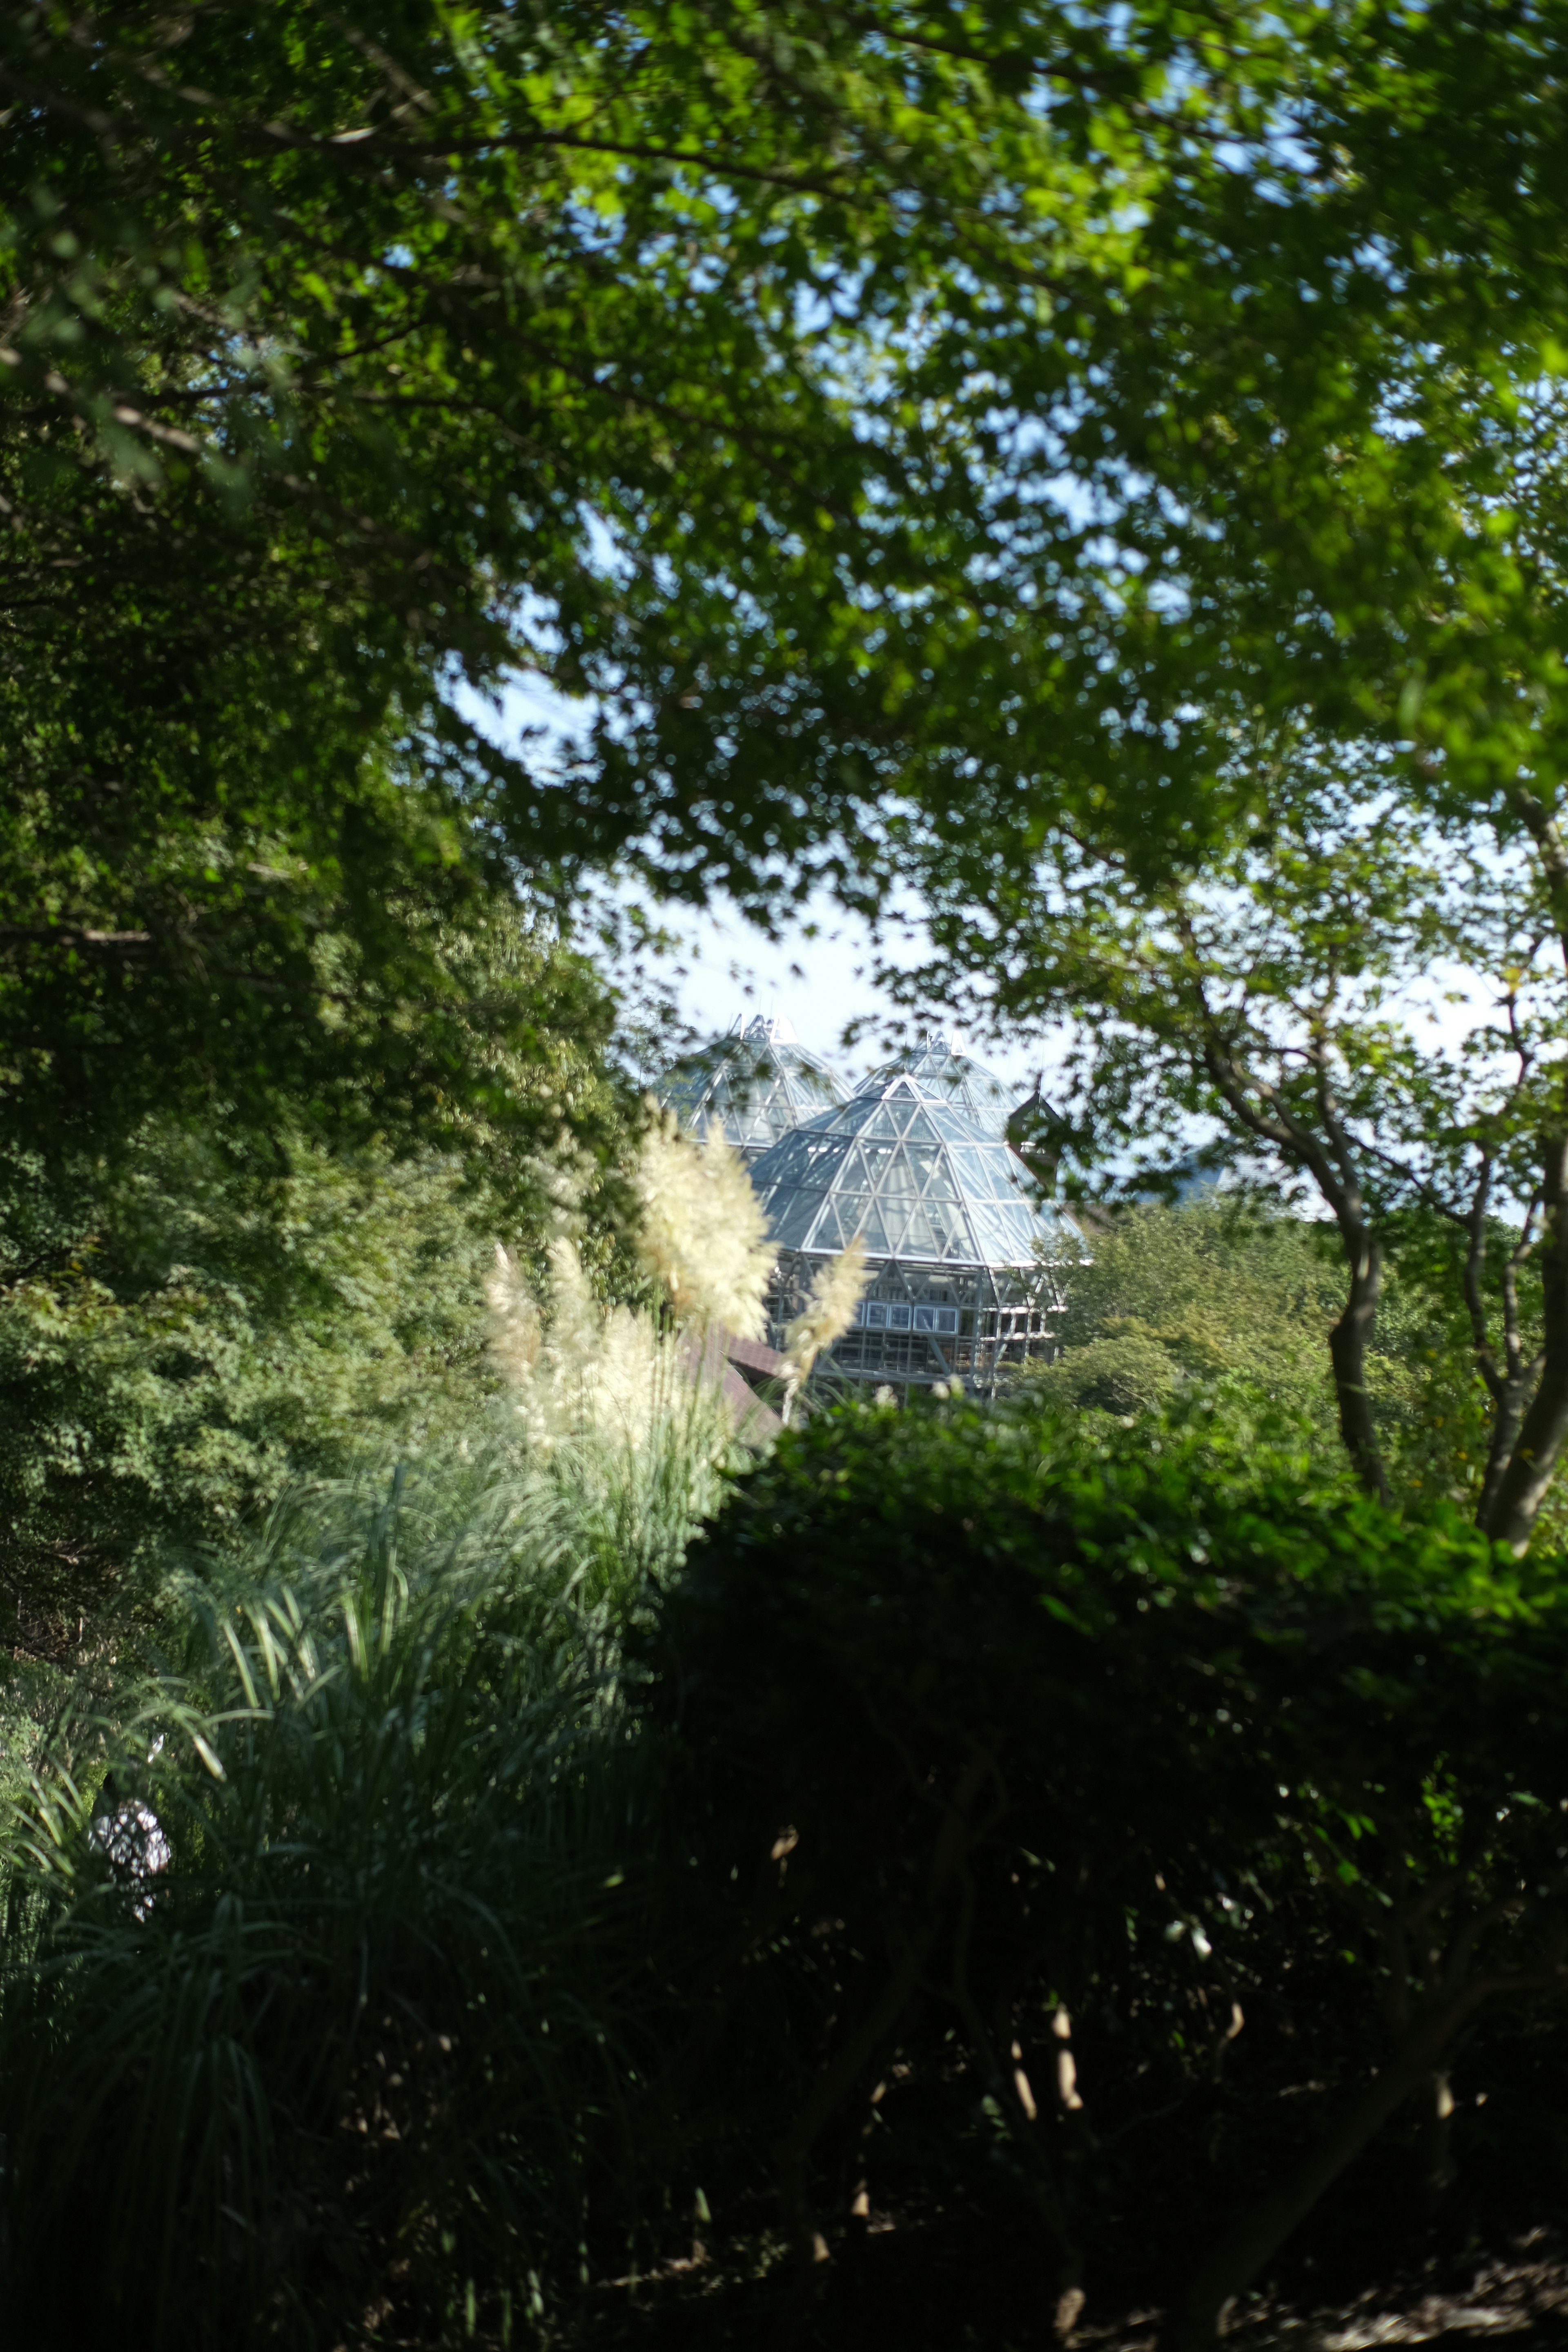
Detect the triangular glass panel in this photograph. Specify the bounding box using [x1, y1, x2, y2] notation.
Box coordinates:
[853, 1206, 889, 1255]
[829, 1194, 871, 1247]
[874, 1153, 920, 1202]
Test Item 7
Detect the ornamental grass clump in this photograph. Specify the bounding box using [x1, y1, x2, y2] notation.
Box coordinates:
[485, 1238, 746, 1613]
[0, 1458, 688, 2347]
[484, 1118, 779, 1589]
[0, 1140, 789, 2345]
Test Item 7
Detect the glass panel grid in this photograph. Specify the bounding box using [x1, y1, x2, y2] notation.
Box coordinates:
[665, 1019, 1076, 1394]
[658, 1018, 846, 1161]
[854, 1033, 1017, 1136]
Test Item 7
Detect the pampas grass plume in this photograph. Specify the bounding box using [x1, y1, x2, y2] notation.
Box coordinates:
[488, 1238, 667, 1450]
[486, 1245, 543, 1388]
[781, 1238, 870, 1414]
[636, 1110, 773, 1338]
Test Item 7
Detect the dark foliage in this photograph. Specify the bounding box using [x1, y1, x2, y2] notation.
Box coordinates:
[642, 1400, 1568, 2343]
[0, 1467, 697, 2349]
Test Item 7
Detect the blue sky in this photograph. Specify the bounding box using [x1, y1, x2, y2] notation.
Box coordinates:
[462, 673, 1050, 1098]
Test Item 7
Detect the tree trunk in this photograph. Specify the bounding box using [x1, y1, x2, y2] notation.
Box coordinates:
[1411, 2069, 1457, 2216]
[774, 1934, 929, 2267]
[1328, 1220, 1388, 1503]
[1477, 1389, 1530, 1529]
[1485, 1131, 1568, 1552]
[771, 1753, 993, 2345]
[1163, 2006, 1472, 2352]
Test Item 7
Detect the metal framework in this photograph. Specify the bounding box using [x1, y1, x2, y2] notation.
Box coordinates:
[853, 1030, 1016, 1135]
[751, 1068, 1074, 1396]
[656, 1013, 846, 1163]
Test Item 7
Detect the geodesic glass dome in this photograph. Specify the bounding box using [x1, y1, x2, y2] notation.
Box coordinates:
[755, 1077, 1042, 1265]
[853, 1031, 1018, 1136]
[751, 1067, 1075, 1395]
[656, 1014, 846, 1163]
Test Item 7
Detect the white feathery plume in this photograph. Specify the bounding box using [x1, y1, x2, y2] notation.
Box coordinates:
[488, 1236, 670, 1452]
[780, 1238, 871, 1422]
[539, 1236, 666, 1448]
[636, 1109, 773, 1338]
[486, 1245, 543, 1389]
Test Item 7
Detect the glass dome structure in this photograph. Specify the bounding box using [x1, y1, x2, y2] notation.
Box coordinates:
[751, 1066, 1074, 1395]
[656, 1014, 846, 1163]
[853, 1031, 1017, 1136]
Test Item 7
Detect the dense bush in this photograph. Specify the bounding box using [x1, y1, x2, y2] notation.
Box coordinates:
[0, 1136, 497, 1602]
[645, 1397, 1568, 2344]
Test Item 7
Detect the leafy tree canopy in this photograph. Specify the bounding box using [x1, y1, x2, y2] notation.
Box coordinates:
[811, 7, 1568, 1546]
[0, 0, 1155, 1149]
[0, 907, 635, 1649]
[12, 3, 1568, 1156]
[1040, 1198, 1503, 1524]
[890, 698, 1568, 1545]
[1041, 1200, 1345, 1422]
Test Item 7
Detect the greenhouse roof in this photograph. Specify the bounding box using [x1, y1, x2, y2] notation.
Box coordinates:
[656, 1013, 846, 1161]
[853, 1030, 1018, 1136]
[751, 1070, 1066, 1270]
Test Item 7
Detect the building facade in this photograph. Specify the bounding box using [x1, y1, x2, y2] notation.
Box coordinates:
[656, 1012, 846, 1163]
[750, 1057, 1072, 1396]
[853, 1029, 1017, 1135]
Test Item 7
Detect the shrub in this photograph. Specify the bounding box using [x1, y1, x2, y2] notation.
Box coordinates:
[645, 1395, 1568, 2343]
